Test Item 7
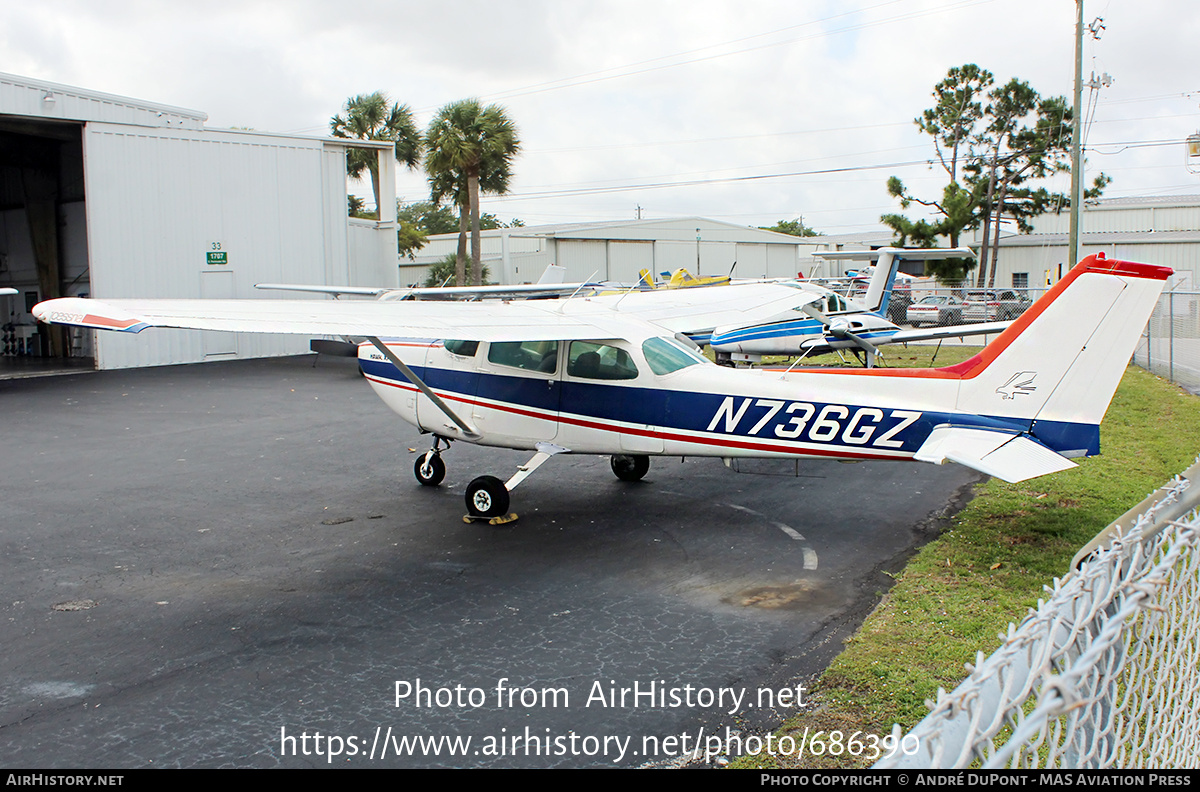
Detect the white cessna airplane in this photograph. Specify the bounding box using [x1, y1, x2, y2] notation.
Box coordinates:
[33, 254, 1168, 522]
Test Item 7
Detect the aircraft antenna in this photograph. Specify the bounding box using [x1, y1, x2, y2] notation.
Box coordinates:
[777, 346, 820, 379]
[556, 271, 599, 312]
[610, 280, 642, 309]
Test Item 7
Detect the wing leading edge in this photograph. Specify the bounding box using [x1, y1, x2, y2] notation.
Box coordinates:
[32, 296, 662, 344]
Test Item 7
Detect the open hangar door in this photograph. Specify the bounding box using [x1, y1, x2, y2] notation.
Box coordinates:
[0, 116, 93, 376]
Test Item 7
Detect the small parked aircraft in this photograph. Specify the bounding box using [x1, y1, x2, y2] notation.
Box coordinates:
[33, 254, 1169, 522]
[708, 248, 1010, 366]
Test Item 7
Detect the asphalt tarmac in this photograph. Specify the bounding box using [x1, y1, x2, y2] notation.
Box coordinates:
[0, 355, 979, 768]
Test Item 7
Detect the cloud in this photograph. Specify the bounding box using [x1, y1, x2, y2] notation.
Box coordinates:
[8, 0, 1198, 230]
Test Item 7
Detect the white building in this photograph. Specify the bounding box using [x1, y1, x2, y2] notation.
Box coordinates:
[0, 72, 398, 371]
[972, 195, 1200, 290]
[403, 218, 824, 286]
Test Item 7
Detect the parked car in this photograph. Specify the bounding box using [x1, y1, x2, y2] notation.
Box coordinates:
[962, 289, 1033, 322]
[886, 291, 913, 324]
[906, 294, 963, 327]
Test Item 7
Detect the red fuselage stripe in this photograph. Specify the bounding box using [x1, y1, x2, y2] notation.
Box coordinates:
[365, 373, 904, 461]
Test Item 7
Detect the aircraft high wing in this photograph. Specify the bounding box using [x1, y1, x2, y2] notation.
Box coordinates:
[33, 254, 1171, 523]
[707, 248, 1010, 366]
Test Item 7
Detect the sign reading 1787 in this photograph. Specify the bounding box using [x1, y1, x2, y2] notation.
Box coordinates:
[207, 241, 227, 266]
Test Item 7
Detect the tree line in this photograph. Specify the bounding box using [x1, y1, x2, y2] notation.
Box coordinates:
[331, 92, 520, 286]
[882, 64, 1108, 285]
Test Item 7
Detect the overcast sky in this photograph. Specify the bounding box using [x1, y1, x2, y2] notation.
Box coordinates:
[7, 0, 1200, 234]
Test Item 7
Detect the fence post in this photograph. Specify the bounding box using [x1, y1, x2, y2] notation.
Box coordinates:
[1169, 291, 1175, 383]
[1147, 300, 1153, 371]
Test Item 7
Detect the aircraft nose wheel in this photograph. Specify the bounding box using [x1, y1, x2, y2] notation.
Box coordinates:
[466, 475, 510, 519]
[414, 452, 446, 487]
[610, 454, 650, 482]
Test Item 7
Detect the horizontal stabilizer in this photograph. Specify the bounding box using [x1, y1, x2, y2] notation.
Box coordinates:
[815, 247, 975, 261]
[914, 426, 1077, 483]
[886, 320, 1012, 344]
[256, 283, 391, 297]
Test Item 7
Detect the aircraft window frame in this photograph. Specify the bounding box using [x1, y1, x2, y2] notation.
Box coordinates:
[567, 341, 639, 381]
[443, 339, 479, 357]
[641, 337, 706, 376]
[487, 340, 559, 374]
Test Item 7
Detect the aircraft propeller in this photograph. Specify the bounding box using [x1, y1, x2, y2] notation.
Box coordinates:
[800, 303, 881, 368]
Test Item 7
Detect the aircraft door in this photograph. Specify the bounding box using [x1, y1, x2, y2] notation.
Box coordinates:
[472, 340, 561, 445]
[559, 341, 664, 454]
[414, 339, 480, 435]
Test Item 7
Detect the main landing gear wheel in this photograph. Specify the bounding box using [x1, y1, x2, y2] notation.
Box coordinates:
[466, 475, 510, 520]
[610, 454, 650, 482]
[414, 453, 446, 487]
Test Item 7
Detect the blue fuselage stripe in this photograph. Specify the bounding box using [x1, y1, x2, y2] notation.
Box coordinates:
[360, 359, 1101, 456]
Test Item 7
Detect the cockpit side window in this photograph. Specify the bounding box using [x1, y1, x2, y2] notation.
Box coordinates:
[567, 341, 639, 380]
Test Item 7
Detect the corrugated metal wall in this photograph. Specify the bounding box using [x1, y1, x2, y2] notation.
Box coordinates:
[555, 239, 607, 282]
[82, 123, 360, 369]
[1032, 203, 1200, 235]
[983, 241, 1198, 289]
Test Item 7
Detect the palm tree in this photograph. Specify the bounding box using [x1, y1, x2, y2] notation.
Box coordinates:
[330, 92, 421, 214]
[424, 99, 520, 285]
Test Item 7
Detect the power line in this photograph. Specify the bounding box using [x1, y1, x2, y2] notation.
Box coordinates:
[527, 121, 911, 155]
[461, 0, 998, 107]
[490, 159, 931, 201]
[474, 0, 913, 104]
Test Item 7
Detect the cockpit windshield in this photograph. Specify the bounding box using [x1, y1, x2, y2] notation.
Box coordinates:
[641, 337, 707, 375]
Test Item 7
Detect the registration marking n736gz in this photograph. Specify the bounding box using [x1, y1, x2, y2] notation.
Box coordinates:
[705, 397, 920, 449]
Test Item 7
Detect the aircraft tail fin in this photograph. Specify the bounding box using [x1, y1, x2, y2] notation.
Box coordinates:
[861, 250, 897, 314]
[537, 265, 567, 285]
[952, 254, 1170, 451]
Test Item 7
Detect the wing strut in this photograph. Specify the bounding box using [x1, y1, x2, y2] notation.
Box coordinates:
[365, 336, 479, 439]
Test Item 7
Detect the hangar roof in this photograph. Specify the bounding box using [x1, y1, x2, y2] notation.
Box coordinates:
[0, 70, 208, 129]
[0, 71, 391, 150]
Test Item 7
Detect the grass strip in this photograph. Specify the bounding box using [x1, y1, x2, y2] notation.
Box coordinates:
[730, 362, 1200, 768]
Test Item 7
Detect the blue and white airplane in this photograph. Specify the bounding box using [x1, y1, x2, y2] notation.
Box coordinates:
[33, 254, 1168, 522]
[707, 248, 1010, 366]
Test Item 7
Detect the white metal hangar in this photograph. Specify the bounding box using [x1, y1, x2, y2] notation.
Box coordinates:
[401, 218, 818, 287]
[973, 195, 1200, 290]
[0, 71, 398, 372]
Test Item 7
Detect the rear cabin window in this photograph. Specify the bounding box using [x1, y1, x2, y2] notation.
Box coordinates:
[487, 340, 559, 373]
[443, 340, 478, 357]
[567, 341, 639, 380]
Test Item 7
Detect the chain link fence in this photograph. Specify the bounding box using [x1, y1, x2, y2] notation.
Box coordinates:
[877, 457, 1200, 769]
[809, 278, 1050, 328]
[1135, 291, 1200, 393]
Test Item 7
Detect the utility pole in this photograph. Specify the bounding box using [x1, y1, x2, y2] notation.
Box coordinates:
[1068, 0, 1084, 270]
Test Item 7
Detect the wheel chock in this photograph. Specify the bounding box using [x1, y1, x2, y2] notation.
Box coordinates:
[462, 512, 519, 526]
